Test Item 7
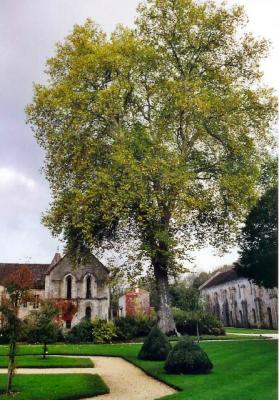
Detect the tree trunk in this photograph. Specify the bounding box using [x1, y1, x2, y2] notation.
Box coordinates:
[153, 263, 176, 334]
[6, 341, 16, 395]
[43, 343, 48, 359]
[196, 321, 200, 343]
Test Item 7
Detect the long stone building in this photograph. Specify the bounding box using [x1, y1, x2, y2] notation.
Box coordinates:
[200, 266, 278, 329]
[0, 253, 110, 329]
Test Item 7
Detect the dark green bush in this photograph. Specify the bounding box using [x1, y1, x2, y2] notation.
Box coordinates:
[173, 308, 225, 336]
[0, 327, 10, 344]
[115, 315, 155, 340]
[24, 321, 63, 344]
[65, 319, 93, 343]
[165, 336, 213, 374]
[138, 326, 171, 361]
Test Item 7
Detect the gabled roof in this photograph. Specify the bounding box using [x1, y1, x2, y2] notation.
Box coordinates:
[199, 267, 239, 290]
[0, 252, 109, 290]
[0, 263, 49, 289]
[46, 253, 109, 275]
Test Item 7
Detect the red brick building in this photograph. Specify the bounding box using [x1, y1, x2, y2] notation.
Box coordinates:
[118, 288, 151, 317]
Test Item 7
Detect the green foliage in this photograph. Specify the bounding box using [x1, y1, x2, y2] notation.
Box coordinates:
[138, 326, 171, 361]
[115, 315, 155, 340]
[23, 301, 62, 346]
[236, 186, 278, 288]
[26, 1, 277, 259]
[169, 285, 201, 312]
[173, 308, 225, 335]
[66, 319, 94, 343]
[23, 319, 62, 345]
[165, 336, 213, 374]
[92, 318, 117, 344]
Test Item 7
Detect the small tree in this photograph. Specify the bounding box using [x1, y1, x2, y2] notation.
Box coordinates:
[26, 300, 60, 358]
[170, 284, 203, 341]
[170, 285, 200, 312]
[0, 267, 33, 395]
[138, 326, 171, 361]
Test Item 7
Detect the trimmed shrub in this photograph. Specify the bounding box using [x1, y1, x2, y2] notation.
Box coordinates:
[138, 326, 171, 361]
[115, 315, 155, 340]
[92, 318, 117, 343]
[165, 337, 213, 374]
[173, 308, 225, 336]
[65, 319, 93, 343]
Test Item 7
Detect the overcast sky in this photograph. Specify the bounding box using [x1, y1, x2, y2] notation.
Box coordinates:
[0, 0, 278, 271]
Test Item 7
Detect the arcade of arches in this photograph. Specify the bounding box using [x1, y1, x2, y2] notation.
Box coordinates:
[200, 267, 278, 329]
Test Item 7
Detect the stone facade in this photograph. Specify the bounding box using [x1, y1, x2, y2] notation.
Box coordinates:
[0, 253, 110, 329]
[200, 267, 278, 329]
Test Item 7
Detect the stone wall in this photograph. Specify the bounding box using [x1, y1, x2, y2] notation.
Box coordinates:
[201, 278, 278, 329]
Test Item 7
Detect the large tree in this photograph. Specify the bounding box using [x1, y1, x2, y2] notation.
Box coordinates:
[236, 186, 278, 288]
[27, 0, 277, 333]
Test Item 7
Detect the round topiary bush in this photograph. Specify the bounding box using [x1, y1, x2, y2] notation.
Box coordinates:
[138, 326, 171, 361]
[165, 337, 213, 374]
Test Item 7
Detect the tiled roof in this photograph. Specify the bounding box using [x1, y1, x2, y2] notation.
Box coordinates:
[0, 263, 50, 289]
[199, 267, 239, 290]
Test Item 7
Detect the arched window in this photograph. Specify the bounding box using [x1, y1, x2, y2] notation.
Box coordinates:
[66, 275, 72, 299]
[267, 307, 273, 329]
[252, 308, 257, 324]
[85, 306, 92, 320]
[86, 276, 92, 299]
[239, 310, 243, 326]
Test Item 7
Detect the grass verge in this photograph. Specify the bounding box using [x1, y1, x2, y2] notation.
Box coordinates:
[0, 333, 268, 356]
[0, 356, 93, 368]
[0, 373, 109, 400]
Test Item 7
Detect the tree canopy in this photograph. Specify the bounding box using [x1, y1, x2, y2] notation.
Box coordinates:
[27, 0, 277, 332]
[236, 186, 278, 288]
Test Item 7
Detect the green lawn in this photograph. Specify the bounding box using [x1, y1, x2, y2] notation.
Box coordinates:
[225, 327, 278, 335]
[0, 340, 277, 400]
[131, 340, 278, 400]
[0, 356, 93, 368]
[0, 374, 109, 400]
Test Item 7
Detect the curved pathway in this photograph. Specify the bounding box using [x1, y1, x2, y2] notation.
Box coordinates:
[0, 356, 177, 400]
[229, 332, 278, 339]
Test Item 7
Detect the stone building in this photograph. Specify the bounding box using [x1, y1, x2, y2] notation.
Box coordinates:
[118, 288, 151, 317]
[0, 253, 110, 329]
[200, 266, 278, 329]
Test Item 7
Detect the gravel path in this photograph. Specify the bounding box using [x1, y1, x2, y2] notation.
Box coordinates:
[0, 356, 177, 400]
[229, 333, 278, 339]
